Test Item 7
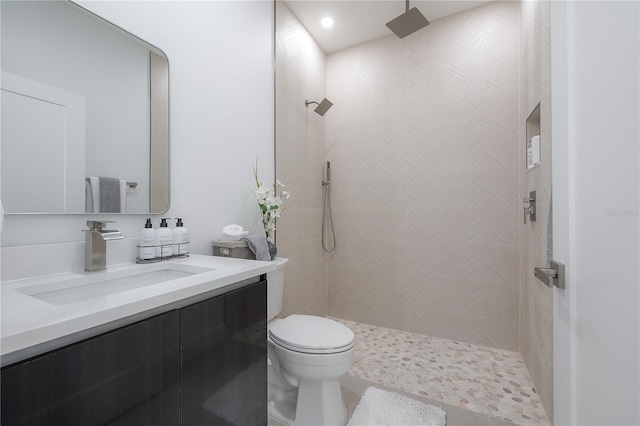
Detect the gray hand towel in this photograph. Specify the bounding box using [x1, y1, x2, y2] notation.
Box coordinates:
[241, 234, 271, 261]
[85, 180, 94, 213]
[99, 177, 121, 213]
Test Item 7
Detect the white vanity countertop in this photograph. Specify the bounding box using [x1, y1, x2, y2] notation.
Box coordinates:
[1, 254, 277, 367]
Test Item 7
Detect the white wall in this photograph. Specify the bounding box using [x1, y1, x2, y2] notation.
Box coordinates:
[553, 1, 640, 424]
[1, 1, 274, 268]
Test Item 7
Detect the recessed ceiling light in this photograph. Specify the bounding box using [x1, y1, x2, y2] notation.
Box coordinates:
[321, 17, 334, 28]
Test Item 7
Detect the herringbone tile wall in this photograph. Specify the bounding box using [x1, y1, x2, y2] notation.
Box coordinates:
[520, 0, 553, 421]
[325, 1, 521, 351]
[275, 1, 327, 317]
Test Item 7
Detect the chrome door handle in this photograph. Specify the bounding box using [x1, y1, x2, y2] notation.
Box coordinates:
[534, 261, 565, 289]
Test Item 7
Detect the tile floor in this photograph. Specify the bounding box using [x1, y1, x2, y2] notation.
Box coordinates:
[336, 319, 551, 425]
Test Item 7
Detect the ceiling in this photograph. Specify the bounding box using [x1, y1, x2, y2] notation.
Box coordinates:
[283, 0, 494, 53]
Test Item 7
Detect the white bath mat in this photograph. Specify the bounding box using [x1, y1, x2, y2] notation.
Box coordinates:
[348, 386, 446, 426]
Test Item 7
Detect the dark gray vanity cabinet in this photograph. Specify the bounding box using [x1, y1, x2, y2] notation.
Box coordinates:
[181, 279, 267, 425]
[0, 310, 180, 426]
[1, 279, 267, 426]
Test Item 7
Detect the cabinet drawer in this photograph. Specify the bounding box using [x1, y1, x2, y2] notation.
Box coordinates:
[181, 280, 267, 426]
[1, 311, 180, 426]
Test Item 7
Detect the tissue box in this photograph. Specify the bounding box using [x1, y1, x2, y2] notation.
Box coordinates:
[212, 240, 256, 260]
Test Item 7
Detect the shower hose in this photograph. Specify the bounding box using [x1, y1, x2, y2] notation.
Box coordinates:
[322, 180, 336, 252]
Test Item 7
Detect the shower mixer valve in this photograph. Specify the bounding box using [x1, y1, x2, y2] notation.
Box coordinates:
[523, 191, 537, 223]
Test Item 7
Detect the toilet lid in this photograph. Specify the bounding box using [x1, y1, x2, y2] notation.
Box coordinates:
[269, 315, 355, 354]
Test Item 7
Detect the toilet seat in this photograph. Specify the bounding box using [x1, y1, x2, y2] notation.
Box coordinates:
[269, 315, 355, 354]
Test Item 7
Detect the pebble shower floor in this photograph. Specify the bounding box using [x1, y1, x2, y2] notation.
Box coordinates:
[335, 319, 551, 425]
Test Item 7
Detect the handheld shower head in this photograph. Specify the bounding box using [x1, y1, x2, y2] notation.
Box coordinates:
[305, 98, 333, 116]
[325, 161, 331, 184]
[386, 0, 429, 38]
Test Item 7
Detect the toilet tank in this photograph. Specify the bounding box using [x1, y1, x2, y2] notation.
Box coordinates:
[267, 257, 288, 320]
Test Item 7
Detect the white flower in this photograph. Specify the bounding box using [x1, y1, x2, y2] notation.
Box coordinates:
[264, 198, 277, 208]
[252, 159, 291, 242]
[255, 186, 269, 200]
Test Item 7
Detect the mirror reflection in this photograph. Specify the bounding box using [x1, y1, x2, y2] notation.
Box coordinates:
[1, 0, 169, 214]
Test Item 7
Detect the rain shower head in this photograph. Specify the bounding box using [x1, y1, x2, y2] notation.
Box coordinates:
[386, 0, 430, 39]
[305, 98, 333, 116]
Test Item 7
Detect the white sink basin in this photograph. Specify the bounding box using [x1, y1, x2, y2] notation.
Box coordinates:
[16, 263, 215, 306]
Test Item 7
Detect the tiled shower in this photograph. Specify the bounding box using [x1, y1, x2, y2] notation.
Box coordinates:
[275, 3, 329, 318]
[325, 1, 520, 351]
[275, 0, 553, 421]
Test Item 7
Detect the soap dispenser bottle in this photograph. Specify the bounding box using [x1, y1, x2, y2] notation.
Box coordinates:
[156, 218, 173, 258]
[173, 218, 189, 256]
[140, 218, 156, 260]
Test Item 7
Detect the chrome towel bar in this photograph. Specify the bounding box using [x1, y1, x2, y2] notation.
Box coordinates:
[85, 178, 137, 188]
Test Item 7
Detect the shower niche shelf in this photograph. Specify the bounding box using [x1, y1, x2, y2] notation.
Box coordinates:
[525, 103, 541, 172]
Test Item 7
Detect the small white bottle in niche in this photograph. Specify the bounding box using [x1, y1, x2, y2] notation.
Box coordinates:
[139, 218, 157, 260]
[172, 218, 189, 255]
[530, 135, 540, 165]
[156, 218, 173, 258]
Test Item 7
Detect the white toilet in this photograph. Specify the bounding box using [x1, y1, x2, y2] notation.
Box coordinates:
[267, 258, 355, 426]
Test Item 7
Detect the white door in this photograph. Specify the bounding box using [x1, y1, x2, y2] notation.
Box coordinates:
[0, 72, 86, 213]
[551, 2, 640, 425]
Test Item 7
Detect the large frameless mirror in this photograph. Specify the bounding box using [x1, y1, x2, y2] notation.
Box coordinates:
[1, 0, 170, 214]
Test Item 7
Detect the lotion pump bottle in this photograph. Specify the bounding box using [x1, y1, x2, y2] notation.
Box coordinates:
[140, 218, 156, 260]
[156, 218, 173, 258]
[173, 218, 190, 255]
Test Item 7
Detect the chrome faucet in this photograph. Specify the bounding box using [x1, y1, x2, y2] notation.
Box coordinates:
[83, 220, 124, 272]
